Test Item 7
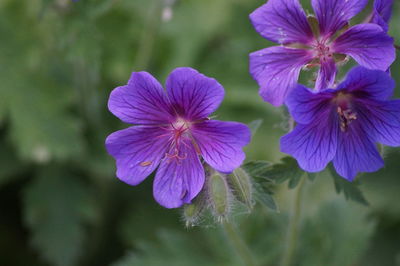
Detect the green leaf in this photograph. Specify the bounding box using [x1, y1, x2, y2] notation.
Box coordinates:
[0, 138, 25, 187]
[0, 2, 85, 163]
[242, 161, 278, 211]
[328, 165, 369, 206]
[241, 160, 272, 180]
[248, 119, 263, 137]
[253, 182, 279, 212]
[299, 200, 375, 266]
[263, 157, 304, 188]
[23, 167, 95, 266]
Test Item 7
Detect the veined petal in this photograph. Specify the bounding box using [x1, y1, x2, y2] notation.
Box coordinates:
[374, 0, 393, 22]
[191, 120, 251, 173]
[280, 108, 339, 172]
[153, 139, 205, 208]
[315, 58, 337, 91]
[286, 84, 334, 124]
[333, 121, 383, 181]
[312, 0, 367, 37]
[371, 0, 393, 31]
[249, 46, 313, 106]
[165, 67, 224, 121]
[336, 67, 395, 101]
[332, 24, 395, 71]
[105, 126, 170, 185]
[356, 99, 400, 147]
[372, 12, 389, 33]
[370, 0, 393, 32]
[249, 0, 313, 45]
[108, 72, 174, 125]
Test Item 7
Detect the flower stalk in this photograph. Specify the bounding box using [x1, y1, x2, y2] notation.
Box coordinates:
[280, 175, 306, 266]
[222, 221, 257, 266]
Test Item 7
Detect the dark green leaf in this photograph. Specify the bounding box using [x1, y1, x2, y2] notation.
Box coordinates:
[241, 160, 272, 181]
[328, 165, 369, 206]
[238, 161, 278, 211]
[253, 182, 279, 212]
[23, 167, 95, 266]
[263, 157, 304, 188]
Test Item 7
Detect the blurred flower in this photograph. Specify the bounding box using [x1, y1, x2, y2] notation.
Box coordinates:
[249, 0, 395, 106]
[369, 0, 393, 32]
[280, 67, 400, 180]
[105, 68, 251, 208]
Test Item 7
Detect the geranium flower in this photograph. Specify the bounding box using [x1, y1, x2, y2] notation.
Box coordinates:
[280, 66, 400, 180]
[369, 0, 393, 32]
[105, 68, 251, 208]
[249, 0, 395, 106]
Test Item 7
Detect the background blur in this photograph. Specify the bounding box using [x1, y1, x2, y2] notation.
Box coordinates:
[0, 0, 399, 265]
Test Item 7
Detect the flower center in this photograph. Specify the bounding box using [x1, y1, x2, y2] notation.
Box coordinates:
[165, 118, 192, 161]
[315, 41, 333, 63]
[334, 92, 357, 132]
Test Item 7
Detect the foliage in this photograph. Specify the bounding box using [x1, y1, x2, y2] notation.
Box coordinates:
[0, 0, 399, 266]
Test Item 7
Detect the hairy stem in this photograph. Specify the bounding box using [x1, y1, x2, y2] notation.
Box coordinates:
[222, 221, 257, 266]
[280, 176, 306, 266]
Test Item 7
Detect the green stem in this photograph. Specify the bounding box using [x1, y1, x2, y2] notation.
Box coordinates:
[222, 222, 257, 266]
[280, 176, 306, 266]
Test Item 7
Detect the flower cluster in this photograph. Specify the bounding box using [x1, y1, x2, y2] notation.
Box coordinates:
[106, 68, 250, 208]
[250, 0, 399, 180]
[106, 0, 399, 209]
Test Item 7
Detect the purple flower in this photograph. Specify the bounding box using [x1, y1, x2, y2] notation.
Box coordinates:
[105, 68, 251, 208]
[369, 0, 393, 32]
[280, 66, 400, 181]
[249, 0, 396, 106]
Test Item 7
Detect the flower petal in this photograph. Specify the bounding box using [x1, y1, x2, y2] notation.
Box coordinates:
[108, 72, 174, 125]
[315, 58, 337, 91]
[165, 67, 224, 121]
[191, 120, 251, 173]
[370, 0, 393, 32]
[281, 105, 339, 172]
[105, 126, 170, 185]
[336, 67, 395, 101]
[249, 0, 313, 45]
[249, 46, 313, 106]
[332, 24, 395, 71]
[286, 84, 335, 124]
[153, 139, 205, 208]
[312, 0, 367, 37]
[333, 121, 383, 181]
[356, 99, 400, 147]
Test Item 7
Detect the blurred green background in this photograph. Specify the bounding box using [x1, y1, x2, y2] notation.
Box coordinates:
[0, 0, 399, 265]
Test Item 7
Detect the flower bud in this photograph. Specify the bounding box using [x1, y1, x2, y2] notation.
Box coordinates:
[182, 194, 204, 227]
[228, 168, 253, 211]
[207, 171, 231, 222]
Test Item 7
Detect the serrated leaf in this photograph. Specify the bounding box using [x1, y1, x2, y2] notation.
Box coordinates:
[328, 165, 369, 206]
[23, 167, 95, 266]
[263, 157, 304, 188]
[253, 183, 279, 212]
[241, 160, 272, 180]
[248, 119, 263, 137]
[244, 161, 278, 212]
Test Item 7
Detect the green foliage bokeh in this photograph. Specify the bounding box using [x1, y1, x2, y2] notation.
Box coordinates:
[0, 0, 399, 266]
